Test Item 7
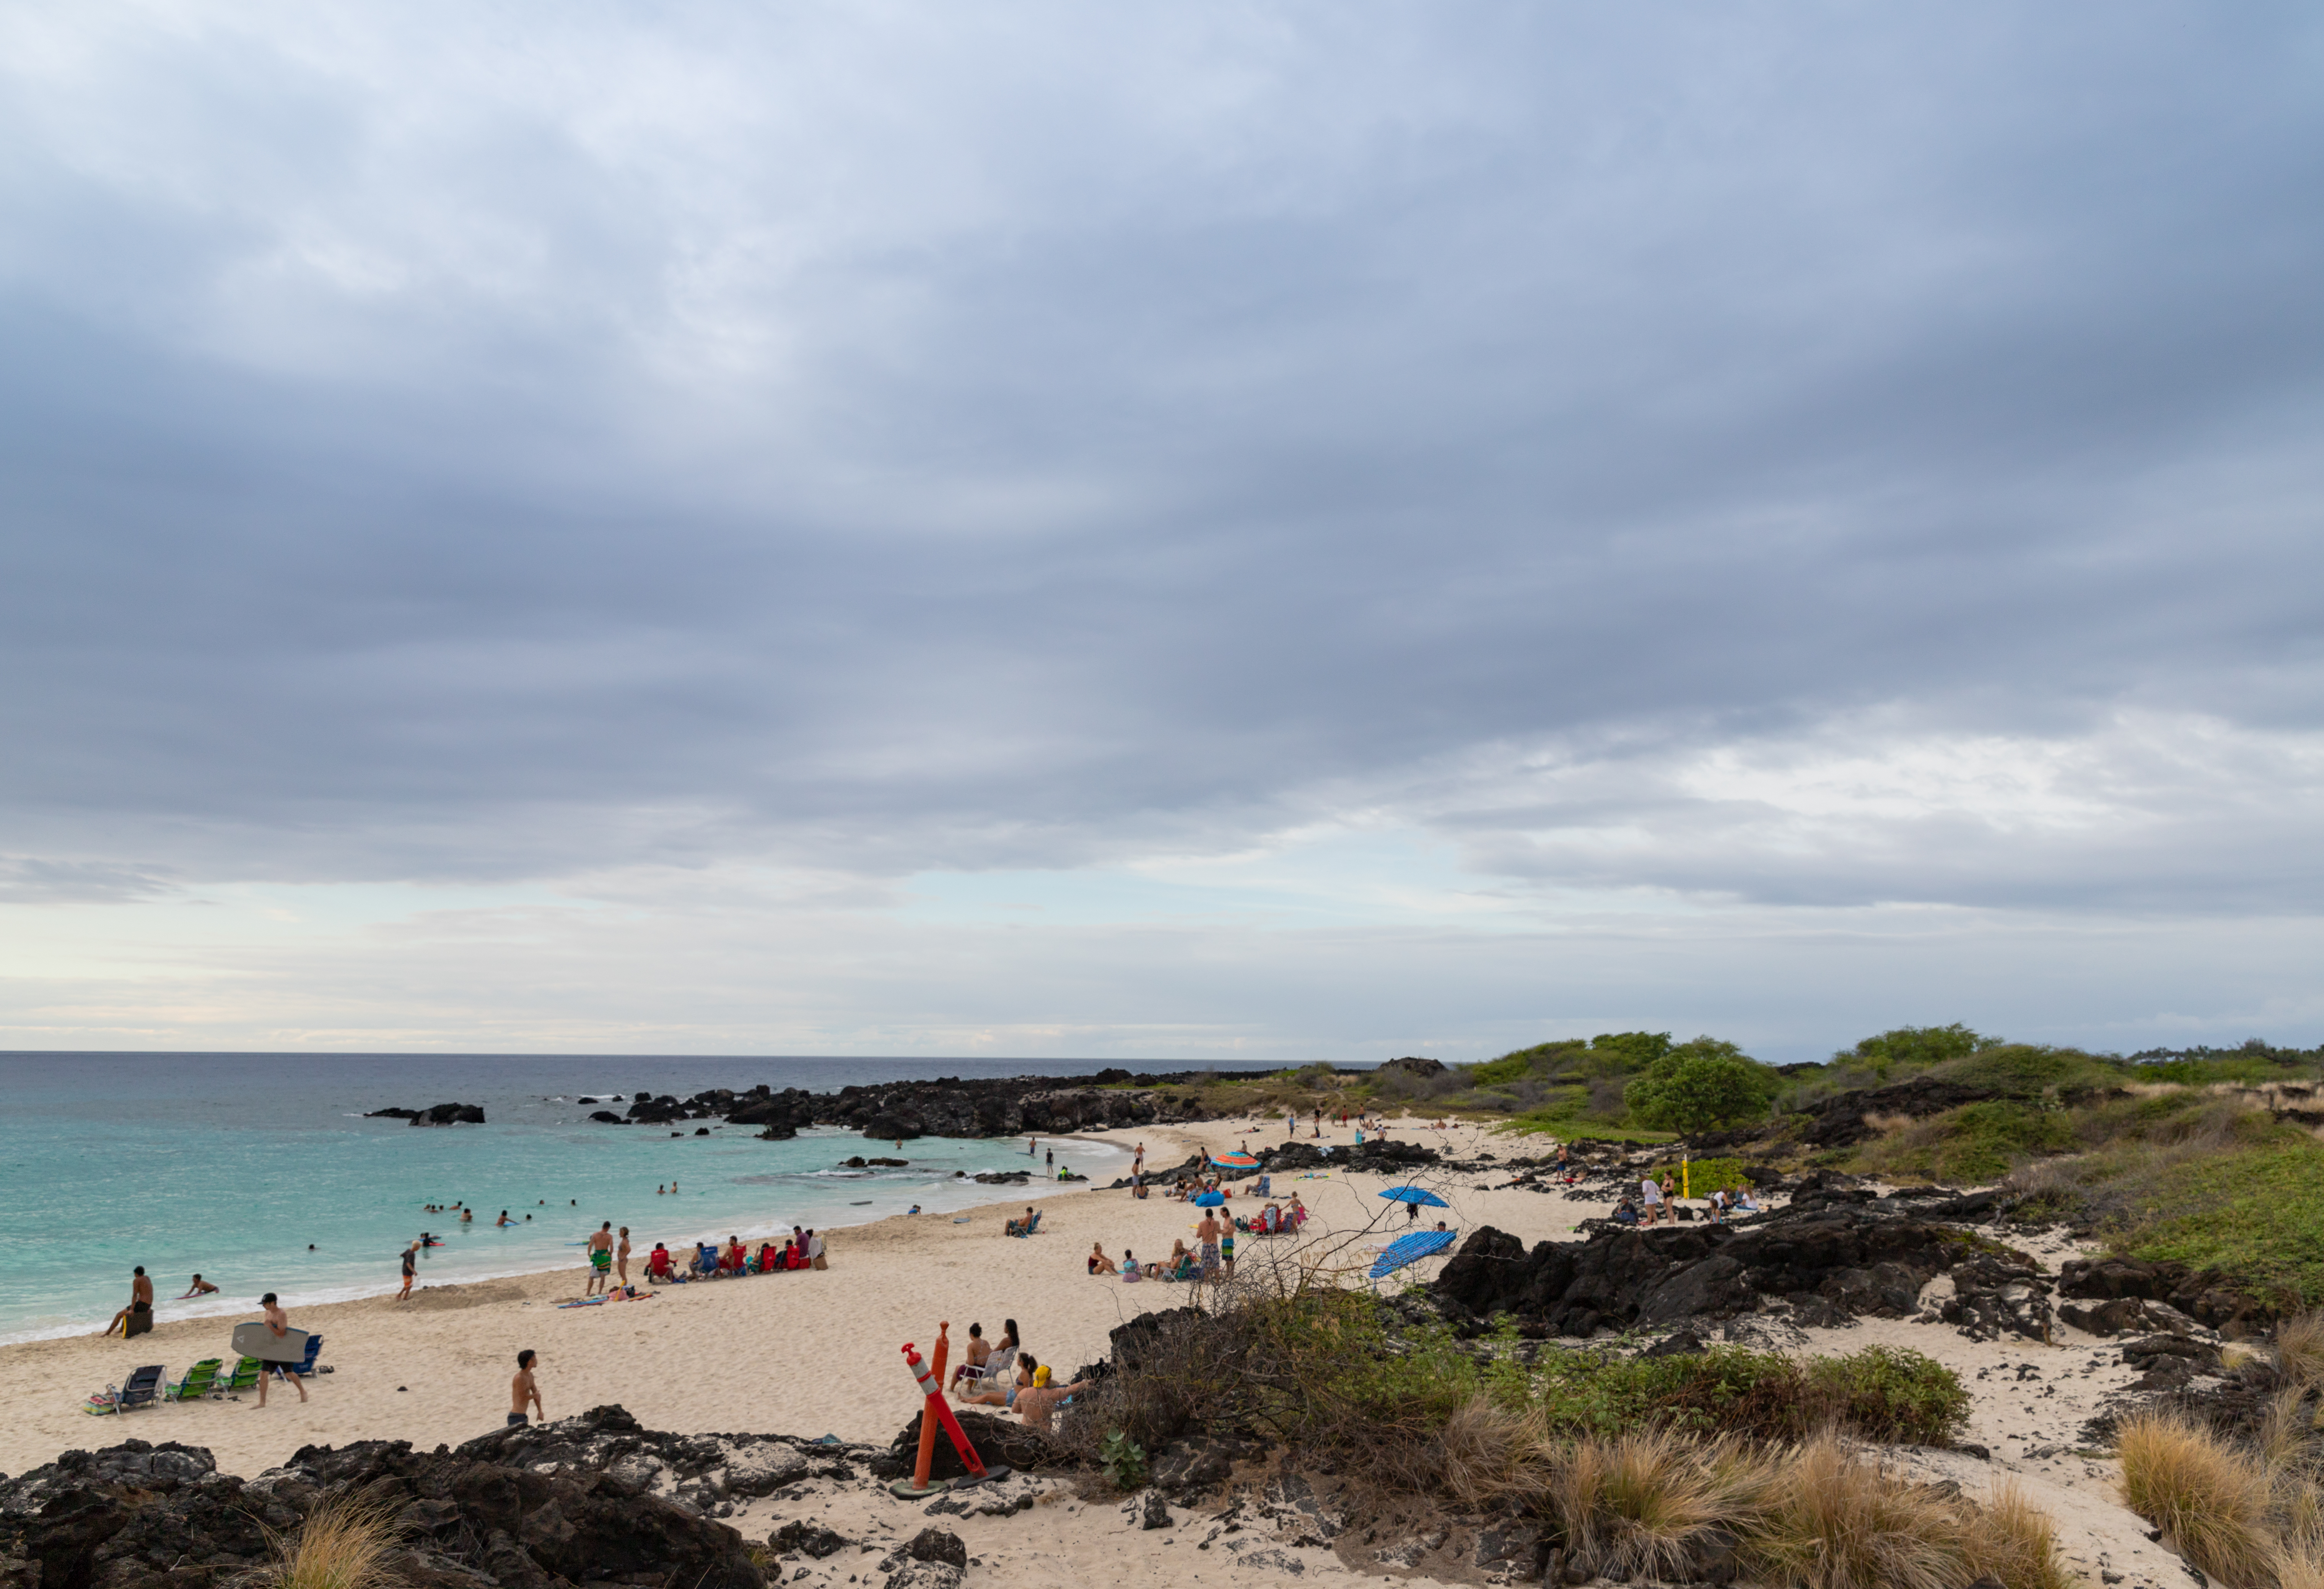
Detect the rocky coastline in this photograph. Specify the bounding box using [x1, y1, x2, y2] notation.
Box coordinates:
[579, 1070, 1248, 1141]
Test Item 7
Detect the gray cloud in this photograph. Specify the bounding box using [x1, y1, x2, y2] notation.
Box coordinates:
[0, 3, 2319, 1049]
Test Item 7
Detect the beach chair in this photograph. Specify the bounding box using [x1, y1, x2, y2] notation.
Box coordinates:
[117, 1365, 165, 1412]
[967, 1345, 1017, 1392]
[167, 1358, 223, 1401]
[223, 1356, 264, 1394]
[1005, 1210, 1043, 1238]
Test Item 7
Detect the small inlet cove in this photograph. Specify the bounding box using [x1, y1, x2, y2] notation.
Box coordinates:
[0, 1053, 1159, 1346]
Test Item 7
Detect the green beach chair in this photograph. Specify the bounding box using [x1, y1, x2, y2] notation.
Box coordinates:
[223, 1356, 263, 1395]
[167, 1358, 223, 1400]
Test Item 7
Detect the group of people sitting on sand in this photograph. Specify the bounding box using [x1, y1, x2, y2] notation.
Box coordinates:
[643, 1226, 825, 1283]
[1611, 1171, 1761, 1227]
[943, 1320, 1086, 1432]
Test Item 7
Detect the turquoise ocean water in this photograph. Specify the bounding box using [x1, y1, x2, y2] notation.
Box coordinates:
[0, 1054, 1240, 1345]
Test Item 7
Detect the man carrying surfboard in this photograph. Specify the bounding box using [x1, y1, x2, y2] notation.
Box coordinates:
[256, 1293, 307, 1407]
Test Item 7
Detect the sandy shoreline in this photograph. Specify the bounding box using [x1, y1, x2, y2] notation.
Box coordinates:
[0, 1116, 1521, 1479]
[1, 1113, 2192, 1589]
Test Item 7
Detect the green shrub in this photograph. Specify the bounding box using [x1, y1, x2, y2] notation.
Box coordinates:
[1625, 1039, 1779, 1134]
[2124, 1140, 2324, 1308]
[1835, 1023, 2003, 1072]
[1929, 1043, 2119, 1099]
[1849, 1099, 2075, 1184]
[1530, 1345, 1969, 1447]
[1647, 1156, 1752, 1196]
[1099, 1430, 1148, 1490]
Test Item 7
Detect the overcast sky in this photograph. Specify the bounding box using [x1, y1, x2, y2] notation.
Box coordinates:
[2, 2, 2319, 1061]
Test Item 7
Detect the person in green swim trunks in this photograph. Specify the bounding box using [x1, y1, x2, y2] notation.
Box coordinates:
[585, 1221, 613, 1295]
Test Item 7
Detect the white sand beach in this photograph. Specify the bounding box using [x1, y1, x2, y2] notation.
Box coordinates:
[0, 1115, 2191, 1589]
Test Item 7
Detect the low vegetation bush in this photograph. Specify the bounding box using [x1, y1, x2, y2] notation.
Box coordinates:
[1853, 1099, 2077, 1184]
[247, 1495, 405, 1589]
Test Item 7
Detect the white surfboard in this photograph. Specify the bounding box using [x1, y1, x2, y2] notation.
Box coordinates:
[231, 1321, 311, 1364]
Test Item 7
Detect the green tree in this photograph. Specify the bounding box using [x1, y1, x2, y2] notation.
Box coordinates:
[1835, 1023, 2001, 1076]
[1623, 1038, 1778, 1133]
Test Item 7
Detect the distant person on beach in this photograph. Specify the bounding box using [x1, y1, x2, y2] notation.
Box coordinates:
[1639, 1176, 1663, 1226]
[180, 1273, 218, 1299]
[1088, 1243, 1118, 1275]
[509, 1348, 544, 1426]
[1027, 1137, 1037, 1157]
[586, 1222, 614, 1296]
[399, 1242, 418, 1300]
[808, 1230, 826, 1269]
[1196, 1211, 1222, 1278]
[256, 1293, 306, 1406]
[616, 1228, 632, 1286]
[1045, 1147, 1054, 1171]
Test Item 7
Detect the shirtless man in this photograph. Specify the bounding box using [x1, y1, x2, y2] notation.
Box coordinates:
[107, 1266, 156, 1335]
[399, 1241, 418, 1301]
[1196, 1210, 1222, 1279]
[509, 1348, 544, 1426]
[615, 1227, 632, 1287]
[585, 1222, 613, 1296]
[256, 1293, 306, 1406]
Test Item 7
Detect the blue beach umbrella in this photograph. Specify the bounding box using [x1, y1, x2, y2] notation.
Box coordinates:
[1191, 1190, 1227, 1207]
[1378, 1185, 1450, 1208]
[1369, 1228, 1458, 1280]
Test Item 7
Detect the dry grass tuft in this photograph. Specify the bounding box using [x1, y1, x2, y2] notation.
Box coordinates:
[2278, 1313, 2324, 1395]
[1437, 1395, 1547, 1507]
[244, 1494, 405, 1589]
[2117, 1411, 2278, 1589]
[1545, 1430, 1747, 1583]
[1740, 1434, 1974, 1589]
[1962, 1479, 2077, 1589]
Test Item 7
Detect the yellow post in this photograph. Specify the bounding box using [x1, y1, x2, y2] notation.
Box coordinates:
[1682, 1156, 1690, 1200]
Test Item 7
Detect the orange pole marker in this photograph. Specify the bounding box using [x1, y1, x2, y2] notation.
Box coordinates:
[912, 1322, 950, 1491]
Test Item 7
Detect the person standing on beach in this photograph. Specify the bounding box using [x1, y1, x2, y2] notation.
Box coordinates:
[509, 1348, 544, 1426]
[399, 1242, 418, 1301]
[808, 1229, 826, 1269]
[1044, 1147, 1053, 1173]
[585, 1222, 613, 1296]
[615, 1228, 632, 1287]
[1133, 1142, 1144, 1174]
[1027, 1136, 1037, 1157]
[1196, 1209, 1222, 1279]
[256, 1293, 306, 1406]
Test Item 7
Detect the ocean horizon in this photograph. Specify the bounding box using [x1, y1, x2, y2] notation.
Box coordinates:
[0, 1052, 1291, 1346]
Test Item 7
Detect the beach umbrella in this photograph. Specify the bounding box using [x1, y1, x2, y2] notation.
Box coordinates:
[1191, 1190, 1227, 1207]
[1211, 1151, 1262, 1171]
[1369, 1228, 1457, 1280]
[1378, 1185, 1450, 1208]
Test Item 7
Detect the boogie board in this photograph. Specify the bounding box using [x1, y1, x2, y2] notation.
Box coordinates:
[231, 1322, 311, 1364]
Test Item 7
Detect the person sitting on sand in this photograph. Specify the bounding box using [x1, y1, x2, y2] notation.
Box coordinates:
[1736, 1188, 1761, 1214]
[957, 1353, 1037, 1411]
[723, 1236, 746, 1273]
[180, 1273, 218, 1299]
[1120, 1249, 1142, 1283]
[1088, 1243, 1118, 1276]
[1014, 1365, 1088, 1433]
[647, 1243, 673, 1282]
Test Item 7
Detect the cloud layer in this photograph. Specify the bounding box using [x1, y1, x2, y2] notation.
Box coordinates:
[1, 2, 2319, 1055]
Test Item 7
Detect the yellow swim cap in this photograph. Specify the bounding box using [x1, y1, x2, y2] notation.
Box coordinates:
[1033, 1364, 1052, 1387]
